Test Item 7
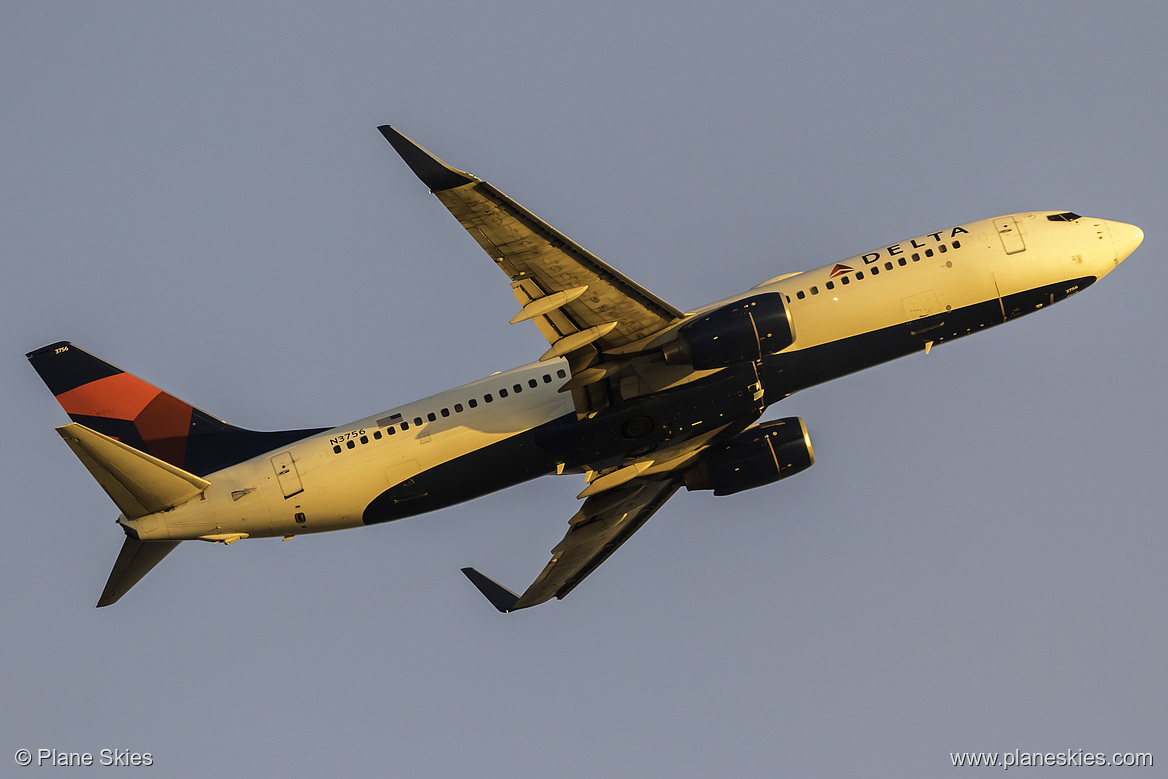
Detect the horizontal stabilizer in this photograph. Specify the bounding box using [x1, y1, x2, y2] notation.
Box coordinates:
[98, 537, 181, 607]
[460, 568, 521, 613]
[56, 423, 210, 519]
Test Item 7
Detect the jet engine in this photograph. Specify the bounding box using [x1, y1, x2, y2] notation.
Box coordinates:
[662, 292, 795, 369]
[684, 417, 814, 496]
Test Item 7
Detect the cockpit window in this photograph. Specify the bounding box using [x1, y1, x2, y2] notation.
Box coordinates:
[1047, 212, 1082, 222]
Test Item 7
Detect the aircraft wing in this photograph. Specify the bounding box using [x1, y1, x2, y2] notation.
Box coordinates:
[379, 126, 685, 361]
[461, 475, 683, 612]
[460, 412, 737, 612]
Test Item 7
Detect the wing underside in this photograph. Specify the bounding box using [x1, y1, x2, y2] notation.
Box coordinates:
[379, 125, 682, 351]
[379, 125, 734, 612]
[461, 476, 683, 612]
[379, 126, 686, 415]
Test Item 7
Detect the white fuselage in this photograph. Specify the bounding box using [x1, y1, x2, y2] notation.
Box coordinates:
[122, 212, 1140, 544]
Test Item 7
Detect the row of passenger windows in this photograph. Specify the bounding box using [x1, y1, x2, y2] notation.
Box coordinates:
[788, 241, 962, 302]
[332, 368, 569, 453]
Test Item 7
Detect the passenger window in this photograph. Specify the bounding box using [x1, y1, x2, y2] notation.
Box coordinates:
[556, 369, 567, 378]
[529, 379, 538, 388]
[870, 266, 880, 275]
[414, 417, 423, 426]
[454, 403, 464, 412]
[333, 445, 342, 454]
[796, 290, 805, 300]
[373, 430, 382, 440]
[499, 388, 508, 398]
[387, 427, 396, 435]
[484, 394, 493, 403]
[401, 422, 409, 431]
[925, 249, 934, 257]
[825, 280, 834, 290]
[542, 374, 552, 383]
[427, 412, 436, 422]
[810, 286, 819, 295]
[468, 399, 478, 409]
[912, 253, 920, 261]
[952, 240, 961, 249]
[884, 261, 893, 270]
[346, 440, 355, 449]
[898, 258, 906, 266]
[840, 276, 850, 285]
[939, 244, 948, 253]
[359, 435, 368, 445]
[856, 272, 864, 280]
[441, 408, 450, 417]
[513, 384, 522, 393]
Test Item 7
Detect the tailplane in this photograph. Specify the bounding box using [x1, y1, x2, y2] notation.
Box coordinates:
[28, 342, 326, 476]
[56, 422, 210, 519]
[55, 423, 207, 607]
[98, 538, 181, 607]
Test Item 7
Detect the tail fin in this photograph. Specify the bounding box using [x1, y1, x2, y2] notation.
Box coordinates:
[28, 342, 326, 476]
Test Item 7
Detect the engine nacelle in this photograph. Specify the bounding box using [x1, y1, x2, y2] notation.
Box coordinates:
[684, 417, 814, 496]
[662, 292, 794, 369]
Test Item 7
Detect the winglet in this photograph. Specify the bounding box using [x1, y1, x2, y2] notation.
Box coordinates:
[379, 125, 477, 192]
[460, 567, 521, 613]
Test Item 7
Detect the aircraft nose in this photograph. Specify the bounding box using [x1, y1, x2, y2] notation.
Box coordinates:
[1106, 220, 1144, 262]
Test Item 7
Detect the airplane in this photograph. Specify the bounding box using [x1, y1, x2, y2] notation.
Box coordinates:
[28, 125, 1144, 612]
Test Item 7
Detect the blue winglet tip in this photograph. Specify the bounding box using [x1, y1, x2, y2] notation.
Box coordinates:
[460, 567, 520, 613]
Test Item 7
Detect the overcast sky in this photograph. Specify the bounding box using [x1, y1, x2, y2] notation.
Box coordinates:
[3, 2, 1165, 776]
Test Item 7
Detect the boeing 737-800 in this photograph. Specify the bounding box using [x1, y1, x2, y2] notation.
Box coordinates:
[28, 125, 1143, 611]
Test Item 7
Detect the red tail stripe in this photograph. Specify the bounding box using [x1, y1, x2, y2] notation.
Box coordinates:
[55, 373, 162, 420]
[134, 394, 194, 468]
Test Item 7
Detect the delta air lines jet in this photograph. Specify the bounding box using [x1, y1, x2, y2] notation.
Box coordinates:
[28, 126, 1143, 611]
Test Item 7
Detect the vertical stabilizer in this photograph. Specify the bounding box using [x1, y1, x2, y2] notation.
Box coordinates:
[27, 342, 326, 476]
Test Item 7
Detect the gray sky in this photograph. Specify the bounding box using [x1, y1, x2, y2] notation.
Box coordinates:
[3, 2, 1165, 776]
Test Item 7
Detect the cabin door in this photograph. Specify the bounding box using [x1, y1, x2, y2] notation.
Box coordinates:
[992, 216, 1026, 254]
[270, 451, 304, 498]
